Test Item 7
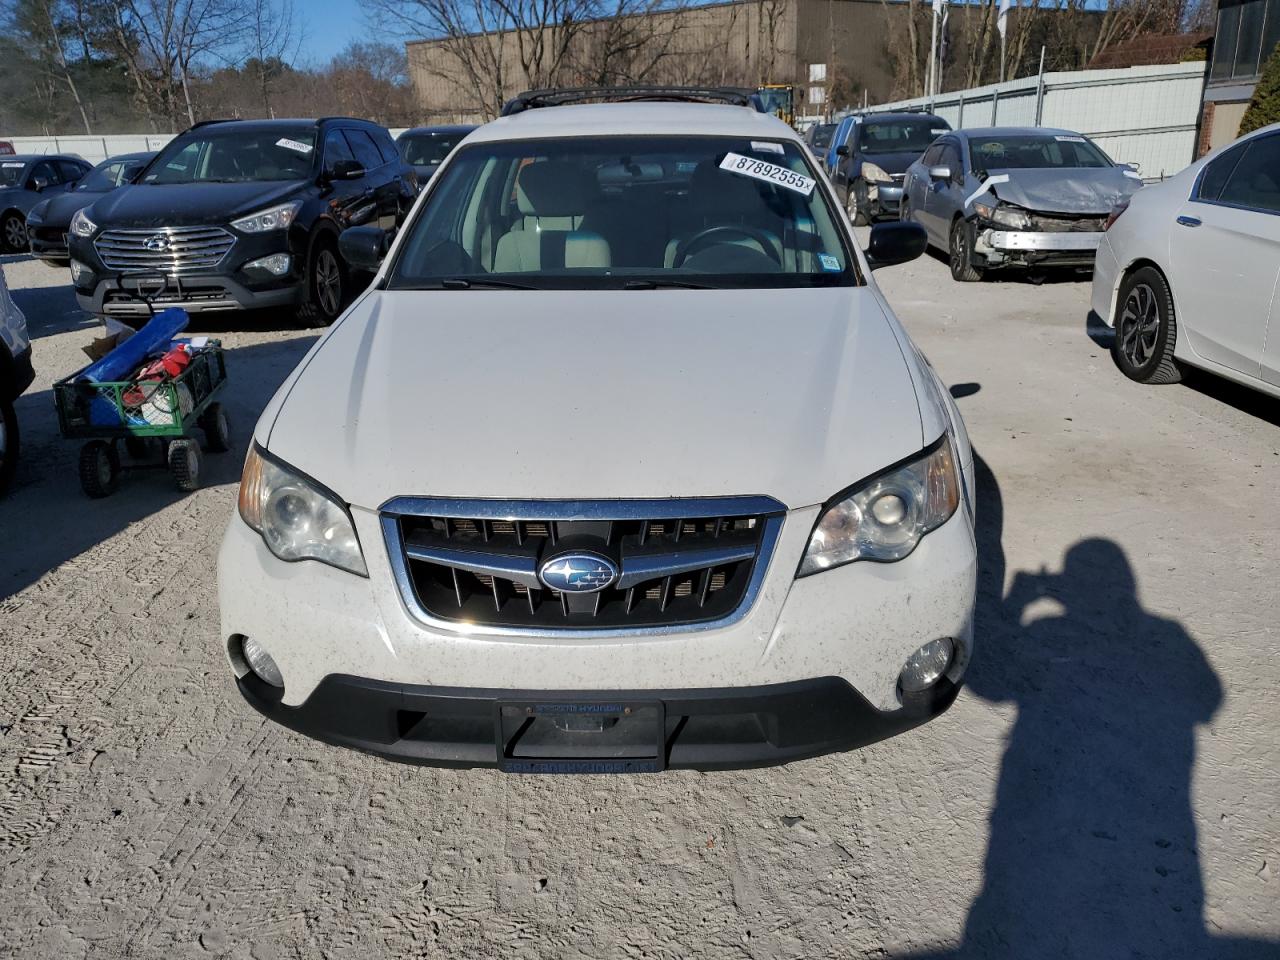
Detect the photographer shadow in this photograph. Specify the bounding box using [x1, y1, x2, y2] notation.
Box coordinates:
[902, 447, 1275, 957]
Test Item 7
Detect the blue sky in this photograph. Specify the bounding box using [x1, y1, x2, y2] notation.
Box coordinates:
[294, 0, 374, 66]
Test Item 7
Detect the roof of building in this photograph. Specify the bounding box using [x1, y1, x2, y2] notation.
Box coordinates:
[1086, 32, 1211, 70]
[468, 102, 799, 142]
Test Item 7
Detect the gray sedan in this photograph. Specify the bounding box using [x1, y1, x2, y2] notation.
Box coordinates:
[901, 127, 1143, 281]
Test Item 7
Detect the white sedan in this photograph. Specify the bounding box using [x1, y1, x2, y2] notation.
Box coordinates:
[1091, 122, 1280, 397]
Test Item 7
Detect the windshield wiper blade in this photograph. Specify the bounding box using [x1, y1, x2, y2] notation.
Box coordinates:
[438, 277, 538, 290]
[622, 278, 713, 290]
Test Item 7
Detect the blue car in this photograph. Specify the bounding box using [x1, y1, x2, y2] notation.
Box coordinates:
[0, 154, 93, 253]
[826, 113, 951, 225]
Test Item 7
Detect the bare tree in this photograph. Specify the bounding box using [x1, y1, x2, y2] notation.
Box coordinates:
[246, 0, 299, 117]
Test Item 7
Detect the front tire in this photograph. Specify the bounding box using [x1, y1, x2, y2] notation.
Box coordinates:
[2, 213, 27, 254]
[846, 180, 870, 227]
[168, 439, 201, 492]
[949, 218, 984, 282]
[297, 239, 345, 327]
[79, 439, 120, 499]
[0, 399, 18, 496]
[1112, 266, 1181, 384]
[199, 402, 231, 453]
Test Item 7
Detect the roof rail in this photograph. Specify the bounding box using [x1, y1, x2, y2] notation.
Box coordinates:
[500, 86, 764, 117]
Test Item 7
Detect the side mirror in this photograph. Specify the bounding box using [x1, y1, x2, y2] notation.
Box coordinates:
[835, 144, 850, 157]
[327, 159, 365, 181]
[927, 165, 951, 181]
[31, 176, 49, 192]
[338, 225, 386, 272]
[864, 221, 927, 270]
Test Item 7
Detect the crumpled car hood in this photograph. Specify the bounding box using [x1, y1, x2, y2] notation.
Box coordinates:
[985, 166, 1142, 215]
[265, 287, 927, 510]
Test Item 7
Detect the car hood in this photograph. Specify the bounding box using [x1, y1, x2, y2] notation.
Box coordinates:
[265, 287, 927, 510]
[983, 166, 1141, 215]
[861, 151, 921, 175]
[87, 180, 307, 227]
[30, 189, 100, 228]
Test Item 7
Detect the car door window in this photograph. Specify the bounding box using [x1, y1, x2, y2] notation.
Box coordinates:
[371, 129, 399, 166]
[58, 159, 87, 183]
[1215, 134, 1280, 214]
[30, 161, 61, 187]
[941, 143, 962, 182]
[323, 129, 356, 173]
[344, 130, 384, 172]
[1196, 140, 1249, 202]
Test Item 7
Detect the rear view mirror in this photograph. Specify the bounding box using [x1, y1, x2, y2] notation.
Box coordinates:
[864, 221, 927, 270]
[927, 165, 951, 181]
[338, 225, 386, 272]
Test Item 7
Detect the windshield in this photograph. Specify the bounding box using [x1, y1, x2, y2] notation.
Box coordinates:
[859, 120, 947, 155]
[389, 135, 853, 291]
[969, 134, 1112, 171]
[810, 124, 836, 149]
[142, 130, 316, 184]
[77, 158, 143, 192]
[0, 161, 28, 188]
[400, 133, 467, 167]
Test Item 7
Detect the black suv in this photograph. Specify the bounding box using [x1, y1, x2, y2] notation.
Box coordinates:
[68, 117, 417, 325]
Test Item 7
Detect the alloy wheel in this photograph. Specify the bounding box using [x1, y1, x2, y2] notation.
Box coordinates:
[1118, 282, 1161, 367]
[315, 249, 341, 317]
[950, 224, 967, 272]
[3, 215, 26, 251]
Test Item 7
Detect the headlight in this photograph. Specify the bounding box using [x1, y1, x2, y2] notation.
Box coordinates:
[974, 202, 1032, 230]
[861, 162, 893, 183]
[237, 445, 367, 576]
[70, 208, 96, 237]
[799, 437, 960, 575]
[231, 200, 302, 234]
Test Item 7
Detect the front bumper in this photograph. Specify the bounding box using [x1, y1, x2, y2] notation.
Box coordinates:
[28, 226, 68, 262]
[75, 272, 301, 319]
[236, 671, 961, 771]
[866, 182, 904, 217]
[975, 227, 1102, 268]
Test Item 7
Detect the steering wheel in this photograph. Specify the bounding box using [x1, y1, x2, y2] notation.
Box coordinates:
[672, 225, 781, 268]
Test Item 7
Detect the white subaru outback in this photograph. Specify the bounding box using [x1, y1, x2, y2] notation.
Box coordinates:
[218, 88, 977, 773]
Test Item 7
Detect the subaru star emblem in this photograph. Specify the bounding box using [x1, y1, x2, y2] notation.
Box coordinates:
[144, 234, 170, 252]
[538, 553, 619, 593]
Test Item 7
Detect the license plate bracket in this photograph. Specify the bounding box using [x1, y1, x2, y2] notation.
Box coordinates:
[495, 699, 666, 774]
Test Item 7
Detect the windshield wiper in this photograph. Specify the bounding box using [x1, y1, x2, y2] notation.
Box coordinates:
[438, 277, 538, 290]
[622, 278, 713, 290]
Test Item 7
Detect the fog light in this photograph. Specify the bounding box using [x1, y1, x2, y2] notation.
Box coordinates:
[241, 636, 284, 688]
[69, 260, 91, 284]
[900, 637, 954, 693]
[244, 253, 291, 276]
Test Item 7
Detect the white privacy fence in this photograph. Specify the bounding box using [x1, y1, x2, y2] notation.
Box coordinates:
[0, 129, 414, 165]
[853, 62, 1208, 180]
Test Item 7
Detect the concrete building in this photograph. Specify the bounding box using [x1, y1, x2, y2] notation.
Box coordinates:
[406, 0, 972, 123]
[1200, 0, 1280, 151]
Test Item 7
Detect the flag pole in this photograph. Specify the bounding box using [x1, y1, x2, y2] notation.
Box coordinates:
[927, 5, 938, 98]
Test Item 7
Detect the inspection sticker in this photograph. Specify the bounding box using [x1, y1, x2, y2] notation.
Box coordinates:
[276, 138, 313, 154]
[751, 140, 785, 154]
[1055, 135, 1087, 143]
[819, 253, 842, 272]
[932, 128, 949, 135]
[719, 152, 814, 196]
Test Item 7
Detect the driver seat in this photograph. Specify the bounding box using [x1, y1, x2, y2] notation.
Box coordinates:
[494, 161, 611, 272]
[664, 161, 784, 268]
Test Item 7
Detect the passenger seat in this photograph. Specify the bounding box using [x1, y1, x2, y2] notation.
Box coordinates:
[494, 162, 611, 272]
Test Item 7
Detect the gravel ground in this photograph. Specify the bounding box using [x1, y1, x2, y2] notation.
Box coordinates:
[0, 249, 1277, 960]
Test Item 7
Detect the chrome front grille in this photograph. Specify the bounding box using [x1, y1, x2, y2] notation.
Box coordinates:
[381, 497, 786, 636]
[94, 226, 235, 274]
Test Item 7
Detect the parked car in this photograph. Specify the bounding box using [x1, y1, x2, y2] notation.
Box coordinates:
[0, 154, 94, 253]
[831, 112, 951, 225]
[804, 121, 836, 161]
[902, 126, 1143, 281]
[395, 124, 476, 183]
[218, 88, 975, 772]
[26, 151, 155, 265]
[0, 142, 14, 157]
[1092, 122, 1280, 398]
[67, 118, 417, 326]
[0, 265, 32, 494]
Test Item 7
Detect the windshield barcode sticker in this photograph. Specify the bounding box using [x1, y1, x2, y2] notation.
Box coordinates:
[719, 152, 815, 196]
[2, 162, 23, 168]
[1055, 135, 1086, 143]
[751, 140, 785, 154]
[276, 138, 313, 154]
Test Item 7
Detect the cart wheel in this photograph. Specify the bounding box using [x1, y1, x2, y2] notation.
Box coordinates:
[168, 439, 201, 492]
[199, 403, 231, 453]
[79, 440, 120, 499]
[124, 436, 151, 460]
